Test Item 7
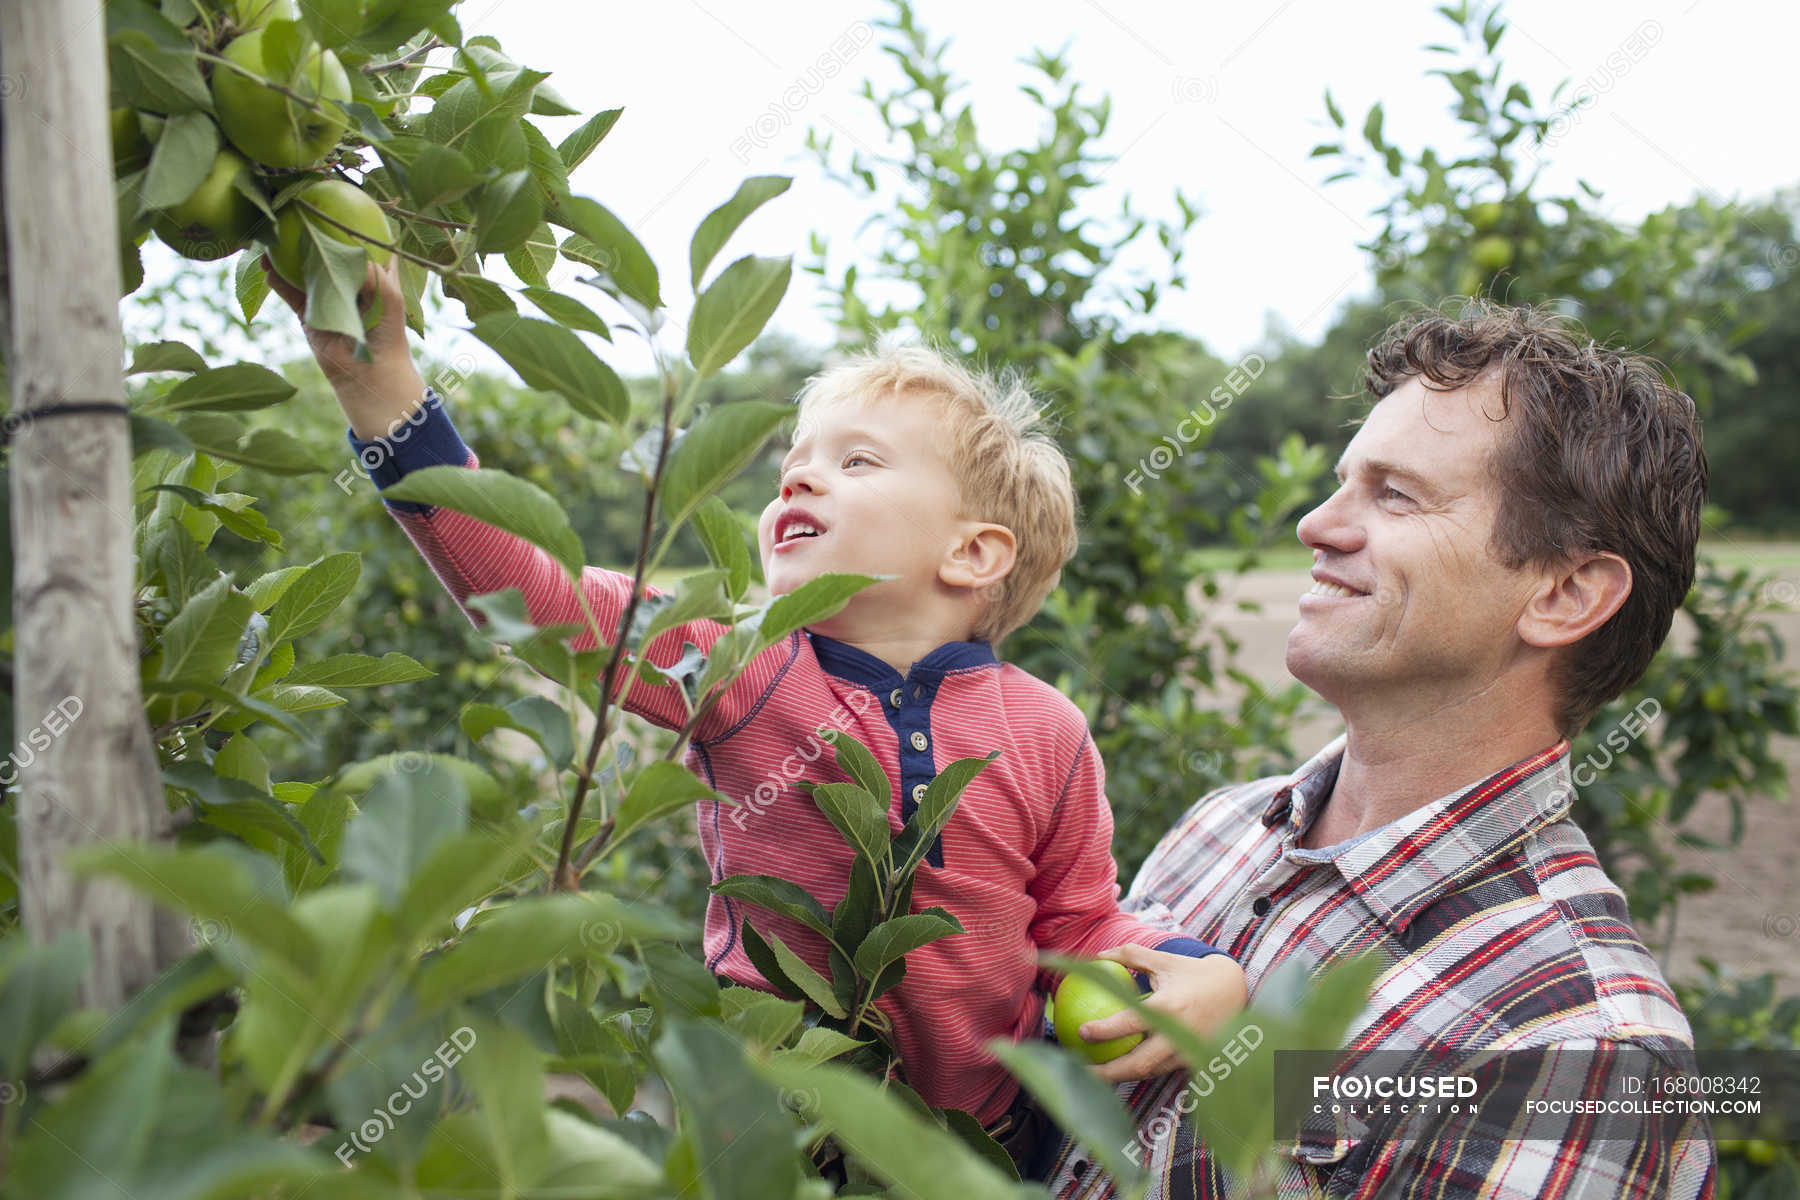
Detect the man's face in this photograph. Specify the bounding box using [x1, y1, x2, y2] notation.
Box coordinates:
[756, 393, 970, 611]
[1285, 376, 1544, 712]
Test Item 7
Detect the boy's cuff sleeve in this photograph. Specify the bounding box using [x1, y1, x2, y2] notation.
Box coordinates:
[343, 386, 471, 494]
[1153, 935, 1227, 959]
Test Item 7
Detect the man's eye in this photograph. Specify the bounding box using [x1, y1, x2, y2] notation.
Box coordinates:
[1382, 486, 1413, 503]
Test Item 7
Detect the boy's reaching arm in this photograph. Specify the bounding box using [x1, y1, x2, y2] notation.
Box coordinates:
[269, 257, 763, 738]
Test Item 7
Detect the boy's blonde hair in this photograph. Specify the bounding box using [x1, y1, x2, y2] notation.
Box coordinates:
[794, 339, 1077, 644]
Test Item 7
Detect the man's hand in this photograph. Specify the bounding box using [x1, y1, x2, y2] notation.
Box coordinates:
[1077, 943, 1248, 1084]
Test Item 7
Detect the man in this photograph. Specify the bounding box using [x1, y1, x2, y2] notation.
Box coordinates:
[1045, 301, 1716, 1198]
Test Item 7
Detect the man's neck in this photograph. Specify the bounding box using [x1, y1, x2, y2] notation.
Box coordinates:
[1301, 684, 1564, 849]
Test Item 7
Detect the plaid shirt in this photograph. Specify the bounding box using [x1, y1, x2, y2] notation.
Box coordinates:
[1044, 734, 1717, 1199]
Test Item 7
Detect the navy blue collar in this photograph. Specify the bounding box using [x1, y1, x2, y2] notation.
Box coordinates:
[807, 631, 997, 688]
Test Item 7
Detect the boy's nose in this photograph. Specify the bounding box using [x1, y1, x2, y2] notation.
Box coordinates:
[779, 466, 821, 500]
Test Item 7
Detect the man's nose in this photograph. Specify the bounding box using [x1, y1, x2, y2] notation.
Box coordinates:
[1296, 486, 1364, 554]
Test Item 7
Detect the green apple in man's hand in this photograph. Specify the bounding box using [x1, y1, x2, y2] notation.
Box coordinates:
[1052, 959, 1146, 1064]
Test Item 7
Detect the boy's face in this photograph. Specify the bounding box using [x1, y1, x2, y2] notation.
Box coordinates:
[756, 393, 973, 610]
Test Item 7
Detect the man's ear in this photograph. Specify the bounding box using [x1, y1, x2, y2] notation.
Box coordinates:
[940, 523, 1017, 591]
[1517, 551, 1633, 649]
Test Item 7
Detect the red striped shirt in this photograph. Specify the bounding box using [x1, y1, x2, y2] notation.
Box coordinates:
[347, 394, 1216, 1122]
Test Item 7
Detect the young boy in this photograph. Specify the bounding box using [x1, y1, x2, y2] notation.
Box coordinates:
[269, 258, 1245, 1151]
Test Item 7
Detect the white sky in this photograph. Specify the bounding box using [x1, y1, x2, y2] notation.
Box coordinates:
[138, 0, 1800, 376]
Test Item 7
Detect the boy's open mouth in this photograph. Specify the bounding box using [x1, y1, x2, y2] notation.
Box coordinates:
[774, 508, 828, 546]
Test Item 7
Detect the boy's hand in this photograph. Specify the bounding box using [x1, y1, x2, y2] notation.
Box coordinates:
[263, 252, 425, 439]
[1078, 943, 1248, 1084]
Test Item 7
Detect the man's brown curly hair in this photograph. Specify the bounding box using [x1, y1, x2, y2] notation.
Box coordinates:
[1365, 300, 1707, 736]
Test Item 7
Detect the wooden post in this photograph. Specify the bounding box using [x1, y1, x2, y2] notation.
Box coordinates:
[1, 0, 175, 1007]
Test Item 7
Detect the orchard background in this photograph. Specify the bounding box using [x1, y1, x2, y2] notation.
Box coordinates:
[0, 0, 1795, 1196]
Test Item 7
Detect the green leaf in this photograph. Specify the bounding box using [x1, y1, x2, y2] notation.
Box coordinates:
[828, 730, 892, 808]
[0, 931, 91, 1083]
[804, 781, 891, 870]
[899, 751, 999, 873]
[383, 465, 585, 575]
[148, 362, 296, 413]
[655, 1019, 807, 1200]
[641, 942, 722, 1017]
[469, 315, 627, 424]
[443, 271, 517, 318]
[127, 340, 207, 375]
[281, 650, 434, 687]
[299, 228, 372, 346]
[504, 221, 559, 286]
[297, 0, 362, 47]
[414, 893, 689, 1009]
[157, 575, 254, 686]
[777, 1025, 867, 1067]
[459, 694, 573, 769]
[338, 758, 470, 905]
[163, 760, 323, 862]
[686, 254, 792, 377]
[659, 401, 791, 532]
[263, 551, 361, 646]
[395, 824, 533, 945]
[692, 496, 752, 600]
[473, 168, 540, 253]
[519, 285, 611, 337]
[175, 414, 333, 474]
[142, 678, 310, 739]
[545, 194, 661, 309]
[638, 568, 731, 643]
[235, 248, 270, 322]
[988, 1038, 1147, 1191]
[556, 107, 622, 173]
[710, 874, 834, 940]
[853, 910, 963, 978]
[755, 1057, 1026, 1195]
[405, 141, 480, 207]
[725, 991, 806, 1050]
[106, 0, 212, 114]
[690, 176, 792, 289]
[759, 571, 880, 647]
[760, 928, 845, 1018]
[72, 843, 317, 977]
[141, 110, 218, 209]
[610, 760, 726, 850]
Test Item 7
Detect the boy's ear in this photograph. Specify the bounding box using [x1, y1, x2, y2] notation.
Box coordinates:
[939, 522, 1016, 591]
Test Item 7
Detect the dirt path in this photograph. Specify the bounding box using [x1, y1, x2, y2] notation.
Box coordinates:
[1203, 564, 1800, 992]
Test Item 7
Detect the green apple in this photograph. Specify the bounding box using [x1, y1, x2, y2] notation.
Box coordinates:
[211, 28, 350, 168]
[1468, 201, 1505, 232]
[266, 178, 393, 286]
[152, 147, 261, 260]
[221, 0, 298, 30]
[1052, 959, 1145, 1064]
[1471, 235, 1514, 273]
[110, 107, 153, 174]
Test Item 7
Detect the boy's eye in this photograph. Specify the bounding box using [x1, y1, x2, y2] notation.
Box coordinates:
[843, 453, 871, 469]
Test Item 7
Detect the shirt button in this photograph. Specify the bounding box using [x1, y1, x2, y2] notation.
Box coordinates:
[1252, 896, 1272, 917]
[1071, 1159, 1089, 1178]
[911, 782, 928, 803]
[909, 731, 928, 751]
[889, 688, 903, 707]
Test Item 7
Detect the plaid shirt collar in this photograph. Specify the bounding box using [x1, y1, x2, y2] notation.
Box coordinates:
[1256, 732, 1575, 936]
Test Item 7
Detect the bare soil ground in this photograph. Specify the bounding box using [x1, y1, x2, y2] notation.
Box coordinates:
[1205, 561, 1800, 993]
